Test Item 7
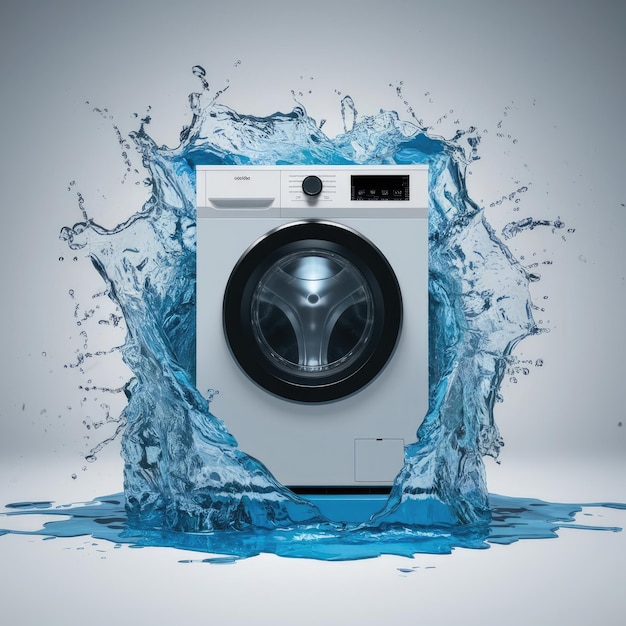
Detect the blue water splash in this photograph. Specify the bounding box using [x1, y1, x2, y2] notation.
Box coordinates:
[1, 493, 622, 562]
[3, 67, 623, 560]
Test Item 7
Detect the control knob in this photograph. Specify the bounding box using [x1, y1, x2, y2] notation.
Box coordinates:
[302, 175, 323, 197]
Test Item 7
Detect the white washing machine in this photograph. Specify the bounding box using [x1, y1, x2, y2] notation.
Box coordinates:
[195, 165, 429, 492]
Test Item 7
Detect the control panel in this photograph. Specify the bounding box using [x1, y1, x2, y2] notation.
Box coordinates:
[196, 165, 428, 218]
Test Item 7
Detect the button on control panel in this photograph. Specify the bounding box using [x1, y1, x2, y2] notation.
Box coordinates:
[302, 175, 323, 196]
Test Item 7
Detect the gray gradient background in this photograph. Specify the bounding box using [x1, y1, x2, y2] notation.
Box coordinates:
[1, 1, 625, 624]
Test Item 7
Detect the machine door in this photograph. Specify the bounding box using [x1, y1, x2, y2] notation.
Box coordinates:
[223, 221, 403, 403]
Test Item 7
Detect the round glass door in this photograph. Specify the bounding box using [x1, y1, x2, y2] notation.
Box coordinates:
[251, 250, 374, 376]
[223, 221, 402, 402]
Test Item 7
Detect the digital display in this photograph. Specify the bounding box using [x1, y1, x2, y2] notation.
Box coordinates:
[351, 175, 410, 201]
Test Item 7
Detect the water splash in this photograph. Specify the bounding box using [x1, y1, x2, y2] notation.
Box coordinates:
[4, 67, 623, 559]
[1, 493, 622, 562]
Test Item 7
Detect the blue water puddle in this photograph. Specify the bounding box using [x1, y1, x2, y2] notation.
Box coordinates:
[1, 493, 623, 562]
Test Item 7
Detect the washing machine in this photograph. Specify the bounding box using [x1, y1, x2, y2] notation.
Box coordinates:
[195, 165, 429, 492]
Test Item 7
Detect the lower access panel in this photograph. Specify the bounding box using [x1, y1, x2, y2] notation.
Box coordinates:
[354, 438, 406, 483]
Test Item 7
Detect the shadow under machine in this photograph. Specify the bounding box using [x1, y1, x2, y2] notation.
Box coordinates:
[195, 165, 429, 493]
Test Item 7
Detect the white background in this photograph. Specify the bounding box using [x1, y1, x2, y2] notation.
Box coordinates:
[1, 1, 625, 624]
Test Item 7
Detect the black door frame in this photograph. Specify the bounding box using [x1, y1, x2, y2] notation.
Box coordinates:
[222, 220, 403, 403]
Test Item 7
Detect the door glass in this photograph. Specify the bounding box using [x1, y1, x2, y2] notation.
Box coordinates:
[251, 250, 374, 377]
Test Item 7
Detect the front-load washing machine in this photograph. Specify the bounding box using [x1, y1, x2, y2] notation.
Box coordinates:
[195, 165, 429, 492]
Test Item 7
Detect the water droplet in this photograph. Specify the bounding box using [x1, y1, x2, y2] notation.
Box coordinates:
[192, 65, 209, 90]
[206, 389, 220, 403]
